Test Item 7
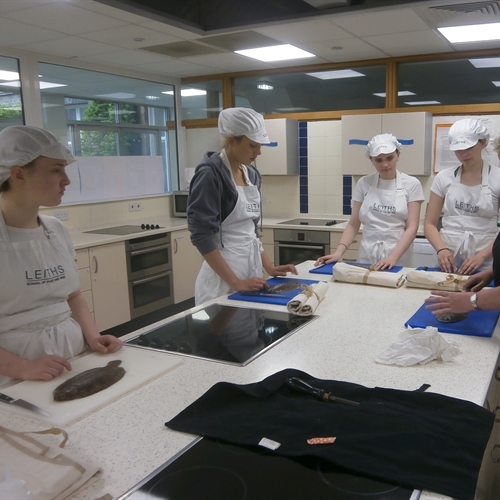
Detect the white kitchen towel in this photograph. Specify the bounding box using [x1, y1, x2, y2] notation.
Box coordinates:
[287, 281, 329, 316]
[375, 327, 461, 366]
[332, 262, 405, 288]
[405, 270, 468, 291]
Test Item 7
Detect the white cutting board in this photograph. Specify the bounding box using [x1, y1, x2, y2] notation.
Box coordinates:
[0, 347, 183, 426]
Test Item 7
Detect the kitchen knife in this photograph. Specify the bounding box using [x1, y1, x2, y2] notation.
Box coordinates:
[285, 377, 359, 407]
[345, 262, 378, 271]
[0, 392, 51, 417]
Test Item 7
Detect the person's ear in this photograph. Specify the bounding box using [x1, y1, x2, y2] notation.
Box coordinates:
[9, 166, 27, 184]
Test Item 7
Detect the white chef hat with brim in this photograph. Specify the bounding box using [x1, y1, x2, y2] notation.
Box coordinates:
[0, 125, 76, 185]
[218, 107, 275, 146]
[448, 118, 490, 151]
[366, 133, 402, 158]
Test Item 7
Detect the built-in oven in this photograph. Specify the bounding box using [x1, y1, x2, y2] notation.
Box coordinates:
[274, 229, 330, 266]
[126, 233, 174, 319]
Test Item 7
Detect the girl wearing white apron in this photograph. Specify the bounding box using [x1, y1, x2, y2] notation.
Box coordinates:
[316, 134, 424, 269]
[0, 125, 122, 386]
[425, 118, 499, 275]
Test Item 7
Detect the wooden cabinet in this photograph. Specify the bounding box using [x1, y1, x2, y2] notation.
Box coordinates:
[75, 248, 94, 319]
[341, 112, 432, 176]
[260, 228, 274, 265]
[330, 231, 361, 262]
[256, 119, 299, 175]
[171, 229, 204, 304]
[89, 242, 130, 331]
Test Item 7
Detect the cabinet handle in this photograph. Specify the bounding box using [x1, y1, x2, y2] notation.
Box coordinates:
[93, 255, 98, 274]
[491, 444, 500, 463]
[494, 405, 500, 423]
[496, 366, 500, 381]
[174, 239, 178, 254]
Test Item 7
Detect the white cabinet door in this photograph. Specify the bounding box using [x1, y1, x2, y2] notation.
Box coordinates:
[172, 229, 204, 304]
[89, 242, 130, 331]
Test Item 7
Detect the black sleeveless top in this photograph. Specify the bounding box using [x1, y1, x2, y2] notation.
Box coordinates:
[493, 231, 500, 286]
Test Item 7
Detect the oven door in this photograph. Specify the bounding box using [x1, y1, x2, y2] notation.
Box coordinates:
[275, 242, 330, 266]
[129, 270, 174, 319]
[127, 243, 171, 280]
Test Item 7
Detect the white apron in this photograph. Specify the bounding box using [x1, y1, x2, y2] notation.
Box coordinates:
[440, 164, 497, 269]
[0, 213, 84, 387]
[358, 171, 413, 266]
[195, 154, 263, 305]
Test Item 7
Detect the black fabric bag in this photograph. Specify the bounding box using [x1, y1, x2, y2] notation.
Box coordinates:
[166, 368, 494, 500]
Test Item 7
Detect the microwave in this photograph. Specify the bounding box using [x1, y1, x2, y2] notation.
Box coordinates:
[172, 191, 189, 217]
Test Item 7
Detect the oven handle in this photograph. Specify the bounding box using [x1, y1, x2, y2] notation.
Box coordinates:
[129, 244, 170, 257]
[276, 243, 326, 250]
[131, 271, 170, 286]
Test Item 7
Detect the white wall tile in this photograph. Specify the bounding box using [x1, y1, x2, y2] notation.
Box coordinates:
[308, 136, 325, 157]
[325, 175, 343, 196]
[308, 195, 326, 215]
[324, 156, 342, 175]
[325, 195, 343, 215]
[308, 156, 326, 176]
[307, 121, 325, 138]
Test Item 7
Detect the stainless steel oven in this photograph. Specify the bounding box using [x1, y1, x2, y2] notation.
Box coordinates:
[274, 229, 330, 266]
[126, 233, 174, 319]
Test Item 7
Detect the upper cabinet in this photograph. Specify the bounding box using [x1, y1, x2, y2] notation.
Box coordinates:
[256, 118, 299, 175]
[341, 112, 432, 176]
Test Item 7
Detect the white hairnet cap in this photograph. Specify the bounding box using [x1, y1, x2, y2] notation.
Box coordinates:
[218, 107, 273, 145]
[448, 118, 489, 151]
[366, 133, 402, 158]
[0, 125, 75, 185]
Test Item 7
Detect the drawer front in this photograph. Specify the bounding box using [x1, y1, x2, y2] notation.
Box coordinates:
[75, 248, 90, 270]
[330, 232, 361, 251]
[340, 249, 359, 262]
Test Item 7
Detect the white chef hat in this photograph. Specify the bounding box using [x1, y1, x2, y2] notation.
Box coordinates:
[366, 133, 402, 158]
[0, 125, 75, 185]
[218, 107, 274, 145]
[448, 118, 490, 151]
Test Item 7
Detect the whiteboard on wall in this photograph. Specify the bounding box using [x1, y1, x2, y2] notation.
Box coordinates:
[61, 156, 165, 204]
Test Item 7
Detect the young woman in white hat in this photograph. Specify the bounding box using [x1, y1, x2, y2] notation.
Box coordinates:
[424, 118, 500, 275]
[188, 107, 297, 305]
[0, 125, 122, 386]
[315, 133, 424, 269]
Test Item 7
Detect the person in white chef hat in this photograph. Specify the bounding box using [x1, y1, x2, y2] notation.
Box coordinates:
[188, 107, 297, 305]
[315, 133, 424, 269]
[0, 125, 122, 387]
[424, 118, 500, 275]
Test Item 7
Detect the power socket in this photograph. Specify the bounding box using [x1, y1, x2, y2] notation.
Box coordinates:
[128, 202, 143, 212]
[54, 210, 69, 221]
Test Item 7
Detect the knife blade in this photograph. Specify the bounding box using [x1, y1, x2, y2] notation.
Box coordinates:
[240, 292, 291, 298]
[0, 392, 51, 417]
[345, 262, 378, 271]
[285, 377, 359, 407]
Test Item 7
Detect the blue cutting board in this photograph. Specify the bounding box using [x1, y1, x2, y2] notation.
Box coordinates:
[415, 267, 495, 287]
[228, 277, 320, 306]
[310, 262, 403, 274]
[405, 303, 500, 337]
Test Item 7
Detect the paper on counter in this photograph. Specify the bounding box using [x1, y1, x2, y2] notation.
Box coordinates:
[405, 270, 468, 291]
[287, 281, 329, 316]
[332, 262, 405, 288]
[375, 326, 461, 366]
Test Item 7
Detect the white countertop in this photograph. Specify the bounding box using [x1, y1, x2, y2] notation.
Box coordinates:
[0, 261, 498, 500]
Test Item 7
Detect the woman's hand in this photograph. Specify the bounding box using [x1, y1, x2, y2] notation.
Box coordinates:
[463, 269, 493, 292]
[437, 249, 456, 273]
[458, 254, 486, 276]
[267, 264, 298, 277]
[315, 252, 341, 266]
[424, 290, 473, 315]
[20, 355, 72, 381]
[88, 335, 123, 354]
[374, 256, 398, 270]
[234, 276, 269, 292]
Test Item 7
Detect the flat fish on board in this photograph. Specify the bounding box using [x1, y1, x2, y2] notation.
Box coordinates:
[53, 360, 126, 402]
[266, 281, 303, 293]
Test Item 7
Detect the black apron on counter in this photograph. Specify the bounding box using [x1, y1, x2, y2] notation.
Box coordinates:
[166, 368, 494, 500]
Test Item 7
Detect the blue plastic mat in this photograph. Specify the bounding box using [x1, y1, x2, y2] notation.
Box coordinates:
[310, 262, 403, 274]
[405, 303, 500, 337]
[415, 267, 495, 287]
[228, 277, 320, 306]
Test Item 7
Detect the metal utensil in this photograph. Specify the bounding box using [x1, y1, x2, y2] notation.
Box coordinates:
[240, 292, 291, 298]
[345, 262, 377, 271]
[285, 377, 359, 406]
[0, 392, 51, 417]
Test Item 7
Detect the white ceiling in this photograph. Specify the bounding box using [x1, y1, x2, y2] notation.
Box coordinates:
[0, 0, 499, 80]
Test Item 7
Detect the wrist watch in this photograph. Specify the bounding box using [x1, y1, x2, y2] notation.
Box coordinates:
[470, 293, 480, 310]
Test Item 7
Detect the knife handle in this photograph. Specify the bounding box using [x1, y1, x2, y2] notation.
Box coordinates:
[0, 393, 16, 404]
[285, 377, 325, 401]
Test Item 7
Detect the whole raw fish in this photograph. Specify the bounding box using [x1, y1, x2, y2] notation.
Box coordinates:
[53, 360, 125, 401]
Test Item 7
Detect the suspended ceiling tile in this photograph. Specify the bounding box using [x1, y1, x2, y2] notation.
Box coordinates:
[0, 18, 65, 47]
[138, 20, 202, 40]
[199, 31, 281, 51]
[141, 41, 225, 58]
[77, 48, 171, 66]
[133, 59, 220, 78]
[0, 0, 58, 15]
[67, 0, 151, 24]
[298, 38, 388, 62]
[180, 52, 279, 72]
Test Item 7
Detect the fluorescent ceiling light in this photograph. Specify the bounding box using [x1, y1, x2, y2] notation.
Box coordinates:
[146, 95, 160, 100]
[404, 100, 441, 105]
[306, 69, 365, 80]
[257, 84, 273, 90]
[235, 44, 315, 62]
[373, 91, 415, 97]
[95, 92, 136, 99]
[493, 81, 500, 87]
[39, 81, 67, 89]
[0, 70, 19, 81]
[163, 89, 207, 97]
[438, 23, 500, 43]
[469, 57, 500, 68]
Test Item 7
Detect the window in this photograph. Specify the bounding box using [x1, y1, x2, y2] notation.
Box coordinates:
[180, 80, 223, 119]
[0, 55, 24, 130]
[39, 63, 178, 203]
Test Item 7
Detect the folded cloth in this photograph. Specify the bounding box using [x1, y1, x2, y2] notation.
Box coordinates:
[406, 270, 468, 291]
[375, 326, 461, 366]
[332, 262, 405, 288]
[286, 281, 329, 316]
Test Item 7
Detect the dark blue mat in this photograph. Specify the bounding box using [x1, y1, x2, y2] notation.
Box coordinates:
[310, 262, 403, 274]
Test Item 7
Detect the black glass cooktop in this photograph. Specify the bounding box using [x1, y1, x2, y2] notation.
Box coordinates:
[120, 437, 420, 500]
[125, 304, 317, 366]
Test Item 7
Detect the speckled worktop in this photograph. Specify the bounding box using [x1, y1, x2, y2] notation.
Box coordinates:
[0, 261, 498, 500]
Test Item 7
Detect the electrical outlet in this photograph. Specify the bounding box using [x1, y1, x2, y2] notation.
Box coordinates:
[54, 210, 69, 221]
[128, 202, 143, 212]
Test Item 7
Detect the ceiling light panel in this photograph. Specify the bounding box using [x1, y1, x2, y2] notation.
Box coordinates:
[306, 69, 365, 80]
[438, 22, 500, 43]
[235, 45, 315, 62]
[469, 57, 500, 68]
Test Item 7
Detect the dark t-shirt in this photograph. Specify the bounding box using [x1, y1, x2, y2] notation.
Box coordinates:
[493, 232, 500, 286]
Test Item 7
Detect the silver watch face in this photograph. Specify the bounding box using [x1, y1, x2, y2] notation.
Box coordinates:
[470, 293, 478, 308]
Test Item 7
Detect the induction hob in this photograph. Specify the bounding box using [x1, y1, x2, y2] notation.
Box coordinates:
[125, 304, 317, 366]
[83, 224, 164, 235]
[278, 218, 346, 226]
[119, 437, 421, 500]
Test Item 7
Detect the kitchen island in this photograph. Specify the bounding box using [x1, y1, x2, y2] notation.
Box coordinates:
[0, 261, 498, 500]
